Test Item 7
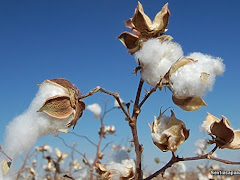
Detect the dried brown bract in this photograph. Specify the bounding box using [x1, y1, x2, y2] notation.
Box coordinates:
[118, 1, 170, 54]
[202, 113, 240, 149]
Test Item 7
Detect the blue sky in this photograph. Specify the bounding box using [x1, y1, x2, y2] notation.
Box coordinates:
[0, 0, 240, 172]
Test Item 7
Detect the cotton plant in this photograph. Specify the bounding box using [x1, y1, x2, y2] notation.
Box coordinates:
[119, 1, 225, 111]
[1, 1, 240, 180]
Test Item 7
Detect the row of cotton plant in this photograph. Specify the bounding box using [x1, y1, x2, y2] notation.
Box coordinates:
[1, 1, 240, 180]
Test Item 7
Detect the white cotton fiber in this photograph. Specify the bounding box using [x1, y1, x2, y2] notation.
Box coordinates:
[106, 159, 135, 179]
[170, 52, 225, 97]
[86, 103, 102, 119]
[3, 82, 73, 160]
[135, 39, 183, 86]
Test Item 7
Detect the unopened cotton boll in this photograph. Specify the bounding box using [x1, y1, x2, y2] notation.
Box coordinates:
[86, 103, 102, 119]
[135, 39, 183, 86]
[170, 52, 225, 97]
[3, 82, 73, 160]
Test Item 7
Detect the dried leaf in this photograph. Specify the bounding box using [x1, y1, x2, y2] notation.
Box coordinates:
[210, 116, 234, 147]
[38, 95, 73, 119]
[152, 3, 170, 34]
[1, 159, 11, 176]
[201, 72, 210, 83]
[172, 95, 207, 111]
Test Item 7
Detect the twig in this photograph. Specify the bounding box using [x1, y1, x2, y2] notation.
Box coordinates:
[144, 145, 240, 180]
[139, 79, 162, 108]
[0, 146, 13, 162]
[16, 150, 35, 180]
[69, 132, 97, 147]
[89, 101, 111, 180]
[80, 86, 132, 121]
[101, 141, 113, 152]
[63, 174, 75, 180]
[56, 136, 87, 160]
[131, 79, 144, 180]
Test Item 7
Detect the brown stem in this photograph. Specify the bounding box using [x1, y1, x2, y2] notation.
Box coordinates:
[69, 132, 97, 147]
[139, 79, 162, 108]
[89, 101, 108, 180]
[145, 145, 240, 179]
[0, 146, 13, 162]
[131, 79, 144, 180]
[16, 150, 34, 180]
[80, 86, 132, 121]
[56, 136, 89, 163]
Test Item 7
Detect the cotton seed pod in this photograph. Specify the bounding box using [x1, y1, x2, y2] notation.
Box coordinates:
[131, 2, 170, 37]
[202, 113, 240, 149]
[38, 78, 85, 128]
[149, 110, 189, 152]
[96, 159, 135, 180]
[118, 2, 170, 54]
[172, 94, 207, 111]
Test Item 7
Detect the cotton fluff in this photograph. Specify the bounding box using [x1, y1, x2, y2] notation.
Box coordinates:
[86, 103, 102, 119]
[135, 39, 183, 86]
[106, 159, 135, 180]
[3, 83, 73, 160]
[170, 52, 225, 97]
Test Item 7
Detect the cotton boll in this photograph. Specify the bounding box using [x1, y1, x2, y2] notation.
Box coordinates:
[135, 39, 183, 66]
[3, 83, 73, 160]
[135, 39, 183, 86]
[106, 159, 135, 178]
[170, 52, 225, 97]
[86, 103, 102, 119]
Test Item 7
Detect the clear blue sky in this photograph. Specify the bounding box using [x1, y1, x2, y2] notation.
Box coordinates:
[0, 0, 240, 172]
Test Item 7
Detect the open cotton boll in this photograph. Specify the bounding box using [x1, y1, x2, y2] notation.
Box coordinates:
[3, 83, 73, 160]
[135, 39, 183, 86]
[106, 159, 135, 178]
[86, 103, 101, 119]
[170, 52, 225, 97]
